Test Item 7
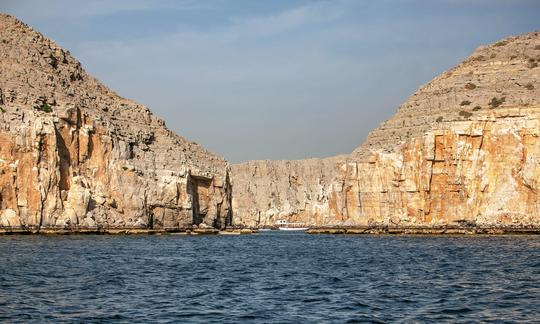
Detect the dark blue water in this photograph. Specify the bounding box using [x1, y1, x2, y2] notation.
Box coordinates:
[0, 232, 539, 323]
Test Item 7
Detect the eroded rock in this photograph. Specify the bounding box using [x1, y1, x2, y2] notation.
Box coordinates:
[0, 14, 232, 230]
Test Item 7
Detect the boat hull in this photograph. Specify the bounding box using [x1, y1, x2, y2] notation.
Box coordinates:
[278, 227, 309, 231]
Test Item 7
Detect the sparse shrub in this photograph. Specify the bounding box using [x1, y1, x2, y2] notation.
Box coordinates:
[490, 53, 497, 59]
[122, 166, 129, 171]
[456, 219, 476, 227]
[524, 83, 535, 90]
[471, 55, 485, 61]
[535, 45, 540, 50]
[527, 58, 538, 69]
[0, 106, 5, 113]
[494, 40, 508, 47]
[472, 106, 482, 111]
[464, 82, 477, 90]
[436, 116, 443, 122]
[47, 54, 58, 69]
[488, 97, 505, 108]
[460, 100, 471, 106]
[459, 110, 473, 118]
[36, 102, 53, 113]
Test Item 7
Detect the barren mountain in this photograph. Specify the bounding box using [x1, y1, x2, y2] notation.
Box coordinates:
[354, 31, 540, 158]
[232, 31, 540, 228]
[2, 12, 539, 231]
[0, 14, 232, 230]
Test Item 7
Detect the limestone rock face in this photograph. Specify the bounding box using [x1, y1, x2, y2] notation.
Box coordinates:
[340, 114, 540, 227]
[232, 31, 540, 228]
[231, 157, 346, 227]
[341, 31, 540, 227]
[2, 13, 539, 230]
[0, 14, 232, 230]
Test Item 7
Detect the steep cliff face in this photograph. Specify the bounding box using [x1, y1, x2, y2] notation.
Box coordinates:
[232, 31, 540, 228]
[340, 114, 540, 227]
[340, 31, 540, 227]
[0, 14, 232, 230]
[2, 13, 539, 230]
[231, 157, 346, 227]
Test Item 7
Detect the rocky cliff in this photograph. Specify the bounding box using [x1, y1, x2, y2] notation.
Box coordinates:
[231, 156, 346, 227]
[2, 13, 539, 231]
[0, 14, 232, 230]
[232, 31, 540, 228]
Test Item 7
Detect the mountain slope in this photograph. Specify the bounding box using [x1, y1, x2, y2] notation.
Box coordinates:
[231, 156, 346, 227]
[340, 31, 540, 227]
[232, 31, 540, 228]
[354, 31, 540, 158]
[0, 14, 232, 230]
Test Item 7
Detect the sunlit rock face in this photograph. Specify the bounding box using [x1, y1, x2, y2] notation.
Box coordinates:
[340, 116, 540, 227]
[230, 157, 347, 227]
[0, 14, 232, 230]
[232, 31, 540, 227]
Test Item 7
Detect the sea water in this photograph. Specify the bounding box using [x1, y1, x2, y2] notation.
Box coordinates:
[0, 232, 539, 322]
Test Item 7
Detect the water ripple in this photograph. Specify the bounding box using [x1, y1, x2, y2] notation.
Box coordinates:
[0, 233, 539, 322]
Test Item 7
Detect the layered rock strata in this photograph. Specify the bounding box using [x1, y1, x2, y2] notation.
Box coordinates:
[232, 31, 540, 228]
[0, 14, 232, 230]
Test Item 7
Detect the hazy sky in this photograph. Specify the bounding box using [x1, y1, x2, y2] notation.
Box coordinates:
[2, 0, 540, 162]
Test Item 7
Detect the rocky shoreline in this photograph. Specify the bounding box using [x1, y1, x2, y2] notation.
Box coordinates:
[2, 225, 539, 236]
[306, 226, 540, 235]
[0, 226, 258, 235]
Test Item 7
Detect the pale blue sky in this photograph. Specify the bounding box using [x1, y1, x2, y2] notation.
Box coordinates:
[2, 0, 540, 162]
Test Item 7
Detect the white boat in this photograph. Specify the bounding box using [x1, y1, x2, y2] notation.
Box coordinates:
[276, 220, 310, 231]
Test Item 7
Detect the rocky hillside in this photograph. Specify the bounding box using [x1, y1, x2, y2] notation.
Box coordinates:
[232, 31, 540, 228]
[354, 32, 540, 158]
[342, 31, 540, 227]
[0, 14, 232, 230]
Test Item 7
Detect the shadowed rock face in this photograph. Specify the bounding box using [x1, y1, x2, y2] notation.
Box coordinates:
[0, 14, 232, 230]
[232, 31, 540, 228]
